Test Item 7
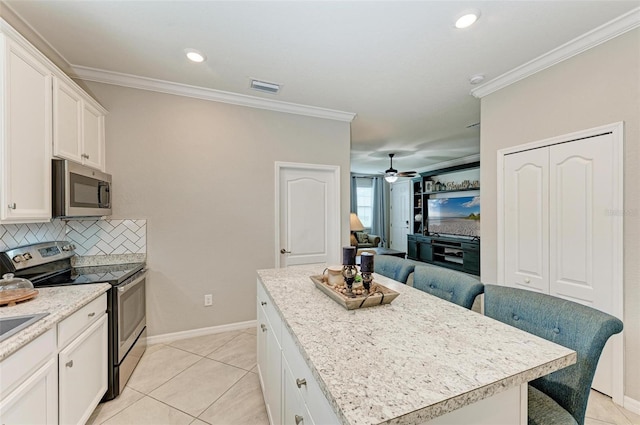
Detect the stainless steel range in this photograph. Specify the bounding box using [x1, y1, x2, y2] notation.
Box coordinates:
[0, 241, 147, 401]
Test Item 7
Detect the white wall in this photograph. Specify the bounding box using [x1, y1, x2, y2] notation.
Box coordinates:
[479, 29, 640, 402]
[85, 82, 352, 337]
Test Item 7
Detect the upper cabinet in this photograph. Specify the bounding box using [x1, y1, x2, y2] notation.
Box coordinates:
[0, 34, 53, 224]
[0, 19, 107, 224]
[53, 77, 106, 171]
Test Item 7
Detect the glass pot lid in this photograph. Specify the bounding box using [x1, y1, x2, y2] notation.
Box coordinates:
[0, 273, 34, 292]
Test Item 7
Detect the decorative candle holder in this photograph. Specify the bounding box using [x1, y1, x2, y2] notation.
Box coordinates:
[359, 252, 374, 292]
[342, 265, 358, 295]
[361, 271, 373, 292]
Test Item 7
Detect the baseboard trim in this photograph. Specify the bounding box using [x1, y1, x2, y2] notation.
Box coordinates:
[147, 320, 256, 345]
[624, 395, 640, 415]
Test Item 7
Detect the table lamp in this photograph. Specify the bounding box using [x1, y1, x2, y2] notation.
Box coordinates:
[350, 213, 365, 246]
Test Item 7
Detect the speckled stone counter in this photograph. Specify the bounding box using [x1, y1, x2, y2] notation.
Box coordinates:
[257, 265, 577, 425]
[73, 253, 146, 267]
[0, 283, 110, 361]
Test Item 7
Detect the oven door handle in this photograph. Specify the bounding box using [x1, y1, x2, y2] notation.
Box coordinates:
[117, 272, 146, 294]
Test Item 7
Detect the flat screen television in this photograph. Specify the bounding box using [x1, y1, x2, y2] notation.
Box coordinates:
[427, 196, 480, 238]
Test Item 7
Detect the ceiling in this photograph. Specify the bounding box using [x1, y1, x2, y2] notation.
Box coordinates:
[4, 1, 638, 174]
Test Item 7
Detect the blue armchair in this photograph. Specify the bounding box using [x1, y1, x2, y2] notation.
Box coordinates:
[483, 284, 623, 425]
[373, 256, 415, 284]
[412, 265, 484, 309]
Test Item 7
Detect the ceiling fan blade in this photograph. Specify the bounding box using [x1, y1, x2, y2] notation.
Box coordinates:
[397, 171, 417, 177]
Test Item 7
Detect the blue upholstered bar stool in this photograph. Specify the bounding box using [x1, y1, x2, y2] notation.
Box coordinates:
[411, 265, 484, 309]
[484, 284, 623, 425]
[373, 256, 415, 284]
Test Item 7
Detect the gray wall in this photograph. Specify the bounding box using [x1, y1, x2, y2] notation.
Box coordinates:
[86, 82, 352, 337]
[479, 29, 640, 401]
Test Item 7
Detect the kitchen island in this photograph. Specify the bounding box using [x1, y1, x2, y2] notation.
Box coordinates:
[256, 265, 576, 425]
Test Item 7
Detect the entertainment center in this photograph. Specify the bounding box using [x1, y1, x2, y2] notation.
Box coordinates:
[408, 161, 480, 276]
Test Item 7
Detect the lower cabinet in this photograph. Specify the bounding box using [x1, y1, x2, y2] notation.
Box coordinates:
[58, 314, 108, 425]
[0, 329, 58, 424]
[0, 293, 108, 425]
[257, 279, 339, 425]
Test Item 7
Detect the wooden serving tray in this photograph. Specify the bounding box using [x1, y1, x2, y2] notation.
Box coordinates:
[310, 275, 399, 310]
[0, 289, 38, 307]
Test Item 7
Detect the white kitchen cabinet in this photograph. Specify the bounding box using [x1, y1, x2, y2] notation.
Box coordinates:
[57, 294, 108, 425]
[0, 33, 52, 224]
[58, 314, 108, 425]
[53, 77, 106, 171]
[257, 279, 339, 425]
[0, 329, 58, 425]
[257, 282, 282, 425]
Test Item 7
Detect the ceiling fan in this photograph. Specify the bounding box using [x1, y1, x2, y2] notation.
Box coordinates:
[384, 153, 416, 182]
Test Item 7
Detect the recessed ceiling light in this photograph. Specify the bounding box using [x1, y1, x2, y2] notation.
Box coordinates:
[184, 48, 206, 63]
[455, 11, 480, 29]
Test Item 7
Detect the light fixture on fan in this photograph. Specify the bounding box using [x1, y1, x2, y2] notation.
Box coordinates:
[384, 153, 416, 183]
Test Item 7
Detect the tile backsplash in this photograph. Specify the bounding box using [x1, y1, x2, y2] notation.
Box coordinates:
[0, 220, 67, 251]
[66, 219, 146, 256]
[0, 219, 146, 255]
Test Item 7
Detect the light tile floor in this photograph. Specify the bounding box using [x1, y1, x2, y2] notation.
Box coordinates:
[89, 327, 640, 425]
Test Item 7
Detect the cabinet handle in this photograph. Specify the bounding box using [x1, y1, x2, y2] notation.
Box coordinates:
[261, 301, 267, 306]
[296, 378, 307, 388]
[261, 324, 267, 332]
[295, 415, 304, 425]
[524, 278, 531, 283]
[7, 203, 16, 209]
[88, 312, 96, 317]
[66, 360, 74, 368]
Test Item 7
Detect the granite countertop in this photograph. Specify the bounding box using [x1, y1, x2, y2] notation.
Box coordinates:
[0, 283, 111, 361]
[257, 265, 577, 425]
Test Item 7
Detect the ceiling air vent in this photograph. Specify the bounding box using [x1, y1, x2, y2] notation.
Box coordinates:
[250, 79, 281, 94]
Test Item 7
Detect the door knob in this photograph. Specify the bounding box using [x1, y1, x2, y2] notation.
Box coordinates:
[296, 378, 307, 388]
[295, 415, 304, 425]
[280, 248, 291, 254]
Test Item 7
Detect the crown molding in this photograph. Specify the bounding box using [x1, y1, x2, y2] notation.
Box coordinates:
[471, 7, 640, 99]
[72, 65, 356, 122]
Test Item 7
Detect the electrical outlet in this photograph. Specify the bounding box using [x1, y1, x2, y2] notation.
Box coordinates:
[204, 294, 213, 306]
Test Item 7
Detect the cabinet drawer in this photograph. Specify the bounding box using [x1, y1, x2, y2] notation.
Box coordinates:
[0, 328, 56, 398]
[461, 242, 479, 252]
[58, 293, 106, 349]
[257, 280, 281, 344]
[281, 326, 339, 425]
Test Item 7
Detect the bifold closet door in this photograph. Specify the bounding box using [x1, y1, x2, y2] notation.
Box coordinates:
[503, 132, 618, 396]
[503, 147, 549, 293]
[548, 133, 615, 312]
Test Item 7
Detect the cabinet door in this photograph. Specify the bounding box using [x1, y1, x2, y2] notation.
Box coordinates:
[282, 358, 313, 425]
[53, 77, 83, 163]
[58, 314, 108, 425]
[0, 37, 52, 223]
[0, 358, 58, 425]
[503, 148, 549, 293]
[407, 236, 418, 260]
[82, 101, 105, 171]
[258, 303, 282, 425]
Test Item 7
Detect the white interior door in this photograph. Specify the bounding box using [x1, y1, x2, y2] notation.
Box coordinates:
[504, 148, 549, 293]
[549, 134, 617, 395]
[276, 163, 340, 267]
[501, 127, 623, 400]
[390, 180, 410, 251]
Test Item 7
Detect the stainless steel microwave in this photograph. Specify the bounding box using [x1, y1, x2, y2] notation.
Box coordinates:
[52, 159, 112, 217]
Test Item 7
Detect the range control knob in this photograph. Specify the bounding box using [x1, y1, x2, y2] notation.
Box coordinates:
[62, 244, 76, 252]
[12, 254, 24, 263]
[23, 252, 33, 260]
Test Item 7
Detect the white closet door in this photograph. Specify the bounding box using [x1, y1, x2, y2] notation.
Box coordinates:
[548, 134, 614, 311]
[504, 148, 549, 293]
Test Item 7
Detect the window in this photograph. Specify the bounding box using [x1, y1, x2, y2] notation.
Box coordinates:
[356, 178, 373, 228]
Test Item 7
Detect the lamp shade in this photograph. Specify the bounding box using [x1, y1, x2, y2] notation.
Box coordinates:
[350, 213, 365, 231]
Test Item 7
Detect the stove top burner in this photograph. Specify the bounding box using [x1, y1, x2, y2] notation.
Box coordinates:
[29, 263, 145, 288]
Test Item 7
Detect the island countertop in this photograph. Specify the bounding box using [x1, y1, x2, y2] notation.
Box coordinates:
[257, 265, 576, 425]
